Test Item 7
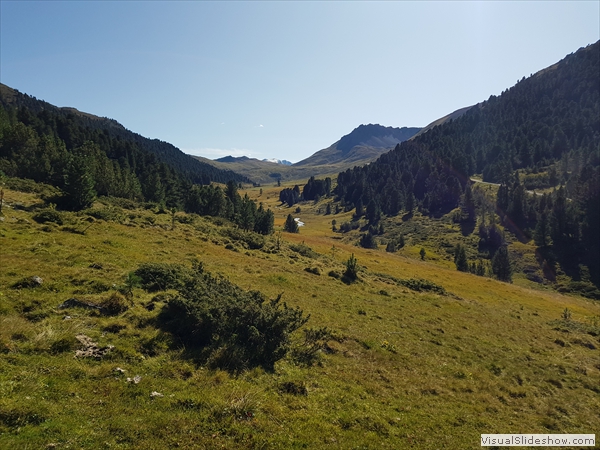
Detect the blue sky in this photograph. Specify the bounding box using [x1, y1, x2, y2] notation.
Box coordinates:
[1, 1, 598, 163]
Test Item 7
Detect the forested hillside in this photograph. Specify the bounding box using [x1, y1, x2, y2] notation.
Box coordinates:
[333, 42, 600, 287]
[0, 84, 249, 207]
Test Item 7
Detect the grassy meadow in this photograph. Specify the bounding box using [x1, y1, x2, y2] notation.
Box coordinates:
[0, 181, 599, 449]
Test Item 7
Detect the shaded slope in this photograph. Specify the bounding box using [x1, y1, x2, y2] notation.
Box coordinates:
[0, 83, 249, 185]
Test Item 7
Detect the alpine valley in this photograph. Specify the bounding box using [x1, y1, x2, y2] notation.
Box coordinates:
[0, 42, 598, 449]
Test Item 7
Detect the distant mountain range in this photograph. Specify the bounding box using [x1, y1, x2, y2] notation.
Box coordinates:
[293, 124, 420, 167]
[193, 124, 421, 184]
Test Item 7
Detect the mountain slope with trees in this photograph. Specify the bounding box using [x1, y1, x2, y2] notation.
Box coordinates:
[0, 83, 249, 199]
[0, 84, 277, 232]
[333, 42, 600, 288]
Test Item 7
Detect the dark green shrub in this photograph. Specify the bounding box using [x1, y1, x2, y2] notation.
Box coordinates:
[158, 264, 308, 371]
[360, 232, 377, 249]
[291, 326, 334, 366]
[284, 214, 299, 233]
[100, 292, 131, 315]
[32, 209, 63, 225]
[224, 228, 265, 249]
[84, 207, 123, 222]
[135, 263, 194, 292]
[289, 242, 318, 259]
[304, 267, 321, 276]
[399, 278, 447, 295]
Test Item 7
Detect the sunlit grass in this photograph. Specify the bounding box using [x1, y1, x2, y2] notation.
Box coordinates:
[0, 186, 598, 448]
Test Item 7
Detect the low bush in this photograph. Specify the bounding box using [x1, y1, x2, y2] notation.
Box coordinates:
[291, 326, 334, 366]
[304, 267, 321, 276]
[399, 278, 447, 295]
[157, 262, 309, 371]
[289, 242, 318, 259]
[134, 262, 194, 292]
[32, 209, 63, 225]
[84, 207, 123, 222]
[100, 292, 131, 315]
[224, 228, 265, 249]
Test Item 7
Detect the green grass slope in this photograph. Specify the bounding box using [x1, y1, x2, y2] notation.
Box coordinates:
[0, 183, 598, 449]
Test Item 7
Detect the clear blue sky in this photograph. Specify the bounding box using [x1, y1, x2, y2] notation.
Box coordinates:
[1, 1, 598, 163]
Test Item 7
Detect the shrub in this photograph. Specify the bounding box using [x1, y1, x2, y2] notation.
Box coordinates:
[291, 326, 334, 366]
[32, 209, 63, 225]
[134, 263, 194, 292]
[158, 264, 309, 371]
[84, 207, 123, 222]
[224, 228, 265, 249]
[399, 278, 447, 295]
[290, 242, 318, 259]
[100, 292, 131, 316]
[360, 232, 378, 249]
[0, 406, 47, 429]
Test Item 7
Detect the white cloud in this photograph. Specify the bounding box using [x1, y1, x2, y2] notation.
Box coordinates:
[259, 124, 264, 128]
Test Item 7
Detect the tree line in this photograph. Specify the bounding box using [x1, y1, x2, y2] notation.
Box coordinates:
[0, 85, 275, 234]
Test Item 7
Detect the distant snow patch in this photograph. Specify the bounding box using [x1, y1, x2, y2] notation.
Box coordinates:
[294, 218, 305, 227]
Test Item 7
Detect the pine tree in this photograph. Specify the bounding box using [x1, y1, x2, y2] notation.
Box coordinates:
[398, 234, 405, 248]
[359, 232, 377, 249]
[533, 210, 550, 247]
[63, 153, 96, 211]
[344, 253, 359, 282]
[492, 246, 512, 282]
[239, 194, 256, 231]
[284, 214, 299, 233]
[454, 244, 469, 272]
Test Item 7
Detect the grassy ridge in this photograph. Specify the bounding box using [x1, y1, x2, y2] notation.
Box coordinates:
[1, 184, 598, 449]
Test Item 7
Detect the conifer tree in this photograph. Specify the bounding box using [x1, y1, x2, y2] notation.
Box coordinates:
[359, 231, 377, 249]
[492, 246, 512, 282]
[63, 153, 96, 211]
[344, 253, 359, 282]
[284, 214, 299, 233]
[454, 244, 469, 272]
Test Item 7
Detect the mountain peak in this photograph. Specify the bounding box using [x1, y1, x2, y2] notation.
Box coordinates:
[336, 124, 421, 154]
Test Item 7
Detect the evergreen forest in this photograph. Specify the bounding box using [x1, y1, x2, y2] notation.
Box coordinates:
[332, 42, 599, 288]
